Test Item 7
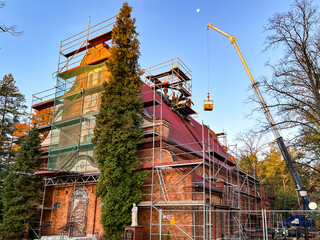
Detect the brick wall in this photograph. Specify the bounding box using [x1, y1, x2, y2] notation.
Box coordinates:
[41, 185, 103, 236]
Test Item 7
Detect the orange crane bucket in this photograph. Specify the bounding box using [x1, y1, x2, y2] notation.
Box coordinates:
[203, 93, 214, 111]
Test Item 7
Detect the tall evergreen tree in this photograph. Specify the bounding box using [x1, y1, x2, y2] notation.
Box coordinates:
[93, 2, 147, 238]
[0, 73, 26, 232]
[0, 128, 42, 239]
[0, 73, 27, 163]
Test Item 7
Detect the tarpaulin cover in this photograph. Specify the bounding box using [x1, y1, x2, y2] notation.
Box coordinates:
[68, 187, 89, 237]
[69, 199, 88, 237]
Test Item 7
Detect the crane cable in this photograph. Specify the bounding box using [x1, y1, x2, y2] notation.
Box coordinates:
[207, 27, 210, 100]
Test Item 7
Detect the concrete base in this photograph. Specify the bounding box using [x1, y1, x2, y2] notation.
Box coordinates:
[124, 226, 144, 240]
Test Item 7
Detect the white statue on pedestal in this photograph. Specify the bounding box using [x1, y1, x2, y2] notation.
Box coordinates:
[131, 203, 138, 226]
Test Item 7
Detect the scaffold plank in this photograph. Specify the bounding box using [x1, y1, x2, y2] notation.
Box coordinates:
[145, 66, 190, 83]
[194, 173, 223, 193]
[145, 71, 171, 83]
[143, 131, 161, 138]
[34, 205, 52, 211]
[138, 200, 205, 207]
[143, 99, 161, 108]
[141, 159, 203, 169]
[62, 31, 112, 58]
[35, 169, 81, 177]
[37, 123, 51, 133]
[32, 99, 55, 111]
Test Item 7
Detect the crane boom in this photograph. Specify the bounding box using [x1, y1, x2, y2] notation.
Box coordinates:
[207, 23, 309, 208]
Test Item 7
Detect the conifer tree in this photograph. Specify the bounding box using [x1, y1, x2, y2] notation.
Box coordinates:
[0, 127, 42, 239]
[0, 73, 26, 231]
[0, 73, 27, 163]
[93, 2, 147, 238]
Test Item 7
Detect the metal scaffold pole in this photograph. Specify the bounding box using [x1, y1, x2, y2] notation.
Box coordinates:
[149, 69, 156, 239]
[202, 122, 206, 239]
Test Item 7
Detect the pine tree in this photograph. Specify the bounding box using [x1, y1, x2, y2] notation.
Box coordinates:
[0, 128, 42, 239]
[0, 73, 27, 163]
[93, 2, 147, 239]
[0, 73, 27, 233]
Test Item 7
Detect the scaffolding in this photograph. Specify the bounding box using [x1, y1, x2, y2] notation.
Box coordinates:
[30, 17, 117, 238]
[48, 16, 116, 172]
[139, 59, 265, 239]
[30, 17, 268, 239]
[144, 58, 195, 117]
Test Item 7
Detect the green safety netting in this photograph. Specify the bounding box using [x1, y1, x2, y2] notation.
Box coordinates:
[48, 61, 107, 172]
[57, 60, 107, 80]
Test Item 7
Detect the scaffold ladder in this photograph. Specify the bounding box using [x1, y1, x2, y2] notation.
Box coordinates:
[233, 216, 248, 239]
[156, 167, 169, 201]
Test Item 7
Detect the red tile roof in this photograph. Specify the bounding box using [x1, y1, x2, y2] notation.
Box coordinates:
[141, 83, 235, 170]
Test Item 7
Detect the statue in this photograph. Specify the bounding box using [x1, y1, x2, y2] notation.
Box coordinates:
[131, 203, 138, 226]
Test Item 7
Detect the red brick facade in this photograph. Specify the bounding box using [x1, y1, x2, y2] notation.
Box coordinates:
[38, 112, 266, 239]
[33, 19, 265, 239]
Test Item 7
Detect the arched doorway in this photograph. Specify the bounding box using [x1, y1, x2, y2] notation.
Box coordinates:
[68, 186, 89, 237]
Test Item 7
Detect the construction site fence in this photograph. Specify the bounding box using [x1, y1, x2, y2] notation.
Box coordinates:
[152, 209, 320, 240]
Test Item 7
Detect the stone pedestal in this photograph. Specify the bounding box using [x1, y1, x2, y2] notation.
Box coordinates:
[124, 226, 144, 240]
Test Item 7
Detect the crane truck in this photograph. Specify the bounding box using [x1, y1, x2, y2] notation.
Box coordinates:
[207, 23, 310, 209]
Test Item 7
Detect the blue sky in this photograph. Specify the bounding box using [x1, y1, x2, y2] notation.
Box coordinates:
[1, 0, 317, 143]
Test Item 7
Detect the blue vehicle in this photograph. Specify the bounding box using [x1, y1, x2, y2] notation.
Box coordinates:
[283, 215, 315, 228]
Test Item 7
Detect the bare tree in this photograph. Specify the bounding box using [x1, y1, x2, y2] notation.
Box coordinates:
[0, 1, 22, 36]
[263, 0, 320, 163]
[236, 130, 267, 174]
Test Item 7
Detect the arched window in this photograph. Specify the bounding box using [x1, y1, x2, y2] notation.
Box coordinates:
[71, 186, 89, 199]
[68, 186, 89, 237]
[87, 69, 102, 87]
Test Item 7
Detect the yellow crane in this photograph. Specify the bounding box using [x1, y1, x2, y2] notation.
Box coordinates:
[207, 23, 310, 208]
[206, 23, 280, 136]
